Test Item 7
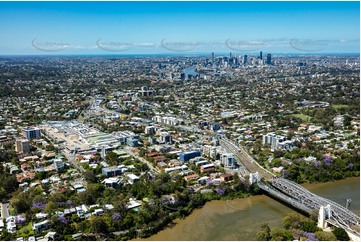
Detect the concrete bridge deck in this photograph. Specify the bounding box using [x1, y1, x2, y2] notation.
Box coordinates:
[219, 137, 360, 238]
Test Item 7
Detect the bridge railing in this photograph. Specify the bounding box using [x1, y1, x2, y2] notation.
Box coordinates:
[273, 178, 360, 226]
[257, 180, 312, 213]
[271, 178, 360, 235]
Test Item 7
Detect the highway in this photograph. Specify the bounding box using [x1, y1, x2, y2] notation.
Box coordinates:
[219, 138, 274, 180]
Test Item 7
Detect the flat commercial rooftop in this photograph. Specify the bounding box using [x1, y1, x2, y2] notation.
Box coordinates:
[41, 121, 120, 152]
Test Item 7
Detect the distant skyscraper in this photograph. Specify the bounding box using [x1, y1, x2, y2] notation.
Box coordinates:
[243, 55, 248, 64]
[266, 54, 272, 64]
[229, 52, 232, 58]
[180, 73, 185, 80]
[260, 51, 263, 60]
[212, 52, 215, 64]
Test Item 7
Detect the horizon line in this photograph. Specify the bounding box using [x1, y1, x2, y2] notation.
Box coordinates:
[0, 52, 360, 57]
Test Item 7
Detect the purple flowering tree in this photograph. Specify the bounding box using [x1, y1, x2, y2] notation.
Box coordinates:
[32, 202, 46, 210]
[313, 160, 321, 167]
[112, 213, 122, 221]
[58, 214, 68, 225]
[206, 179, 212, 185]
[215, 188, 226, 196]
[303, 232, 318, 241]
[15, 215, 26, 224]
[66, 200, 73, 206]
[324, 156, 333, 166]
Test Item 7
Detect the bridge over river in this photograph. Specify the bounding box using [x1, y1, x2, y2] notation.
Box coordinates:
[219, 138, 360, 238]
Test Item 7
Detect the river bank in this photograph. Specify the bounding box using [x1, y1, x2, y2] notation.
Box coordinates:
[140, 177, 360, 241]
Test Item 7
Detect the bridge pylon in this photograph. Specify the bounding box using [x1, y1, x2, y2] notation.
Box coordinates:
[318, 204, 331, 229]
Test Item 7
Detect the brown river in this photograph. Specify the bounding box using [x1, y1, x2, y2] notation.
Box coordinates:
[142, 177, 360, 241]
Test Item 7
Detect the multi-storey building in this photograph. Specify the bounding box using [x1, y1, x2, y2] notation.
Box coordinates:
[22, 127, 41, 139]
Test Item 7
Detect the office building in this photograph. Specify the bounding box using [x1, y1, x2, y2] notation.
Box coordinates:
[160, 131, 172, 144]
[262, 133, 292, 151]
[212, 52, 215, 64]
[15, 139, 30, 154]
[152, 116, 184, 126]
[22, 127, 41, 139]
[266, 54, 272, 64]
[139, 86, 155, 97]
[102, 166, 122, 177]
[126, 137, 139, 147]
[260, 51, 263, 60]
[180, 73, 185, 80]
[221, 153, 236, 168]
[54, 158, 64, 171]
[179, 150, 201, 162]
[243, 55, 248, 64]
[114, 131, 139, 146]
[202, 145, 218, 159]
[145, 126, 155, 135]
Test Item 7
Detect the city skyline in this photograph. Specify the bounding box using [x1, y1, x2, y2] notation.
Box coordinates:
[0, 1, 360, 55]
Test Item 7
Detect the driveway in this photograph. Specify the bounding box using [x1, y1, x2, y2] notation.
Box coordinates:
[0, 202, 10, 219]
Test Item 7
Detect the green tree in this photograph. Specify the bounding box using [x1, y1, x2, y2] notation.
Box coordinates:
[315, 231, 337, 241]
[78, 183, 104, 205]
[105, 152, 118, 165]
[0, 172, 18, 200]
[282, 213, 305, 230]
[270, 228, 293, 241]
[233, 172, 240, 184]
[90, 216, 108, 234]
[300, 221, 319, 233]
[332, 227, 350, 241]
[45, 201, 57, 214]
[84, 169, 97, 183]
[309, 209, 319, 222]
[257, 223, 271, 241]
[10, 193, 31, 214]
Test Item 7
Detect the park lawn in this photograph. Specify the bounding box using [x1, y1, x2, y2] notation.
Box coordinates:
[292, 113, 312, 122]
[17, 222, 34, 238]
[332, 104, 349, 109]
[9, 205, 16, 216]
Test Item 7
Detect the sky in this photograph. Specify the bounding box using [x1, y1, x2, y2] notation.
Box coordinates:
[0, 1, 359, 55]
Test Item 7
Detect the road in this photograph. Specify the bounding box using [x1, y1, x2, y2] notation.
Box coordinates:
[41, 130, 85, 174]
[62, 150, 85, 174]
[124, 147, 159, 174]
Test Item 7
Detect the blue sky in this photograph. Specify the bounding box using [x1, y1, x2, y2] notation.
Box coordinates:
[0, 1, 359, 55]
